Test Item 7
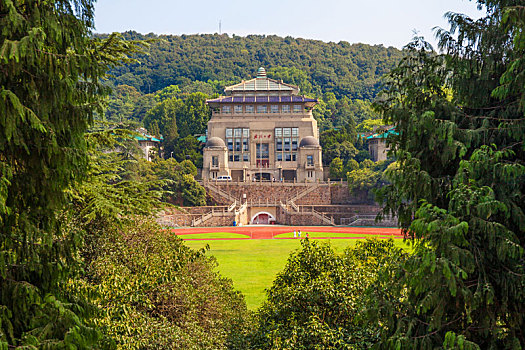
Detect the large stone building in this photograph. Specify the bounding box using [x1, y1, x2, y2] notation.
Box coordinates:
[203, 67, 323, 182]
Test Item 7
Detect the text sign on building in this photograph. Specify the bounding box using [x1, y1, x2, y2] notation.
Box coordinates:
[252, 133, 273, 141]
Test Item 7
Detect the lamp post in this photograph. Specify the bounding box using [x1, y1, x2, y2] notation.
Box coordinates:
[170, 151, 173, 159]
[259, 134, 262, 182]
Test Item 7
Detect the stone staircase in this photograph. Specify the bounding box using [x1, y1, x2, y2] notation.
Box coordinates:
[279, 200, 334, 226]
[289, 182, 320, 203]
[194, 180, 335, 227]
[201, 180, 238, 204]
[191, 207, 235, 227]
[191, 182, 239, 226]
[310, 207, 335, 226]
[340, 214, 396, 226]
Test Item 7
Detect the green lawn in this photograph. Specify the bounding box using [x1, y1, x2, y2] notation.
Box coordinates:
[177, 232, 249, 239]
[273, 231, 396, 239]
[184, 237, 410, 310]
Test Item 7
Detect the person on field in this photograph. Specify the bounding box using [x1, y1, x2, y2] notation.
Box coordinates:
[293, 230, 297, 238]
[298, 230, 302, 238]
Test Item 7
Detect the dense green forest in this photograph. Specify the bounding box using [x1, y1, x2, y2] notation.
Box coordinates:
[104, 32, 403, 100]
[1, 0, 523, 348]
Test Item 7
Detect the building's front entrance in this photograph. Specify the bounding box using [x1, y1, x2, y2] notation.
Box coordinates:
[251, 212, 276, 225]
[253, 172, 271, 181]
[282, 170, 297, 181]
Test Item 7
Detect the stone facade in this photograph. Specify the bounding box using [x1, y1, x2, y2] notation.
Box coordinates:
[136, 128, 162, 161]
[368, 138, 389, 162]
[203, 67, 323, 183]
[367, 126, 396, 162]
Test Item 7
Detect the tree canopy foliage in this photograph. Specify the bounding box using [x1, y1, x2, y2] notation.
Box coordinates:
[0, 0, 143, 346]
[103, 32, 403, 101]
[373, 0, 525, 347]
[248, 239, 405, 349]
[82, 219, 248, 350]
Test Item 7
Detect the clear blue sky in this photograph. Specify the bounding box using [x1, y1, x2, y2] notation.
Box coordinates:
[94, 0, 485, 49]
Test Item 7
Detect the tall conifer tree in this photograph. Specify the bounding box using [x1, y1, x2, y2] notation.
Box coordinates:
[0, 0, 137, 347]
[373, 0, 524, 348]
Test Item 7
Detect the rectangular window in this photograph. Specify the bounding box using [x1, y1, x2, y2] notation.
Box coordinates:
[234, 154, 240, 162]
[229, 154, 233, 162]
[275, 128, 282, 137]
[235, 140, 241, 152]
[293, 105, 302, 113]
[292, 128, 299, 136]
[242, 139, 249, 151]
[283, 128, 291, 137]
[307, 155, 314, 166]
[227, 139, 233, 151]
[243, 128, 250, 137]
[291, 138, 298, 151]
[234, 128, 242, 137]
[291, 153, 297, 161]
[243, 154, 249, 162]
[285, 153, 291, 162]
[256, 143, 269, 159]
[284, 138, 290, 152]
[211, 171, 217, 179]
[277, 153, 282, 161]
[257, 105, 267, 113]
[234, 105, 243, 113]
[212, 156, 218, 166]
[282, 105, 290, 113]
[226, 128, 233, 137]
[246, 105, 254, 113]
[276, 138, 282, 151]
[270, 105, 279, 113]
[222, 105, 231, 113]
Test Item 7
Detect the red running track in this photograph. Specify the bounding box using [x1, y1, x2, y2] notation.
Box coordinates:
[171, 226, 402, 240]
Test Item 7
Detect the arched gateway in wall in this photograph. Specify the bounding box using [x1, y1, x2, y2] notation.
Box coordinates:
[250, 212, 276, 225]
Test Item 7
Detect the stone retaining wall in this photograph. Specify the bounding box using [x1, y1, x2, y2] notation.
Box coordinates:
[275, 209, 325, 226]
[209, 182, 332, 205]
[330, 185, 373, 204]
[155, 182, 389, 227]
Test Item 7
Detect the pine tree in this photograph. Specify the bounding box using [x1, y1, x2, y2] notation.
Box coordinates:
[373, 1, 525, 348]
[0, 0, 140, 347]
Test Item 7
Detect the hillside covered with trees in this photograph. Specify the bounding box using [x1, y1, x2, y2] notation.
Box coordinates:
[104, 32, 403, 100]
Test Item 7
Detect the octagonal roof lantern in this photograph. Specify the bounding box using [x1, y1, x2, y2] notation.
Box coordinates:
[256, 67, 266, 78]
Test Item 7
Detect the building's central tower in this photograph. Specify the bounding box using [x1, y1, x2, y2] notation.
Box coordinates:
[203, 67, 323, 182]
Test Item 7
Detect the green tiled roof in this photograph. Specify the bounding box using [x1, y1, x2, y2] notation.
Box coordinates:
[136, 134, 162, 142]
[366, 128, 398, 140]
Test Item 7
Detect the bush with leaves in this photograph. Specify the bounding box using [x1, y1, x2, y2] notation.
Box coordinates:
[136, 158, 206, 206]
[81, 219, 249, 350]
[247, 239, 405, 349]
[68, 128, 247, 348]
